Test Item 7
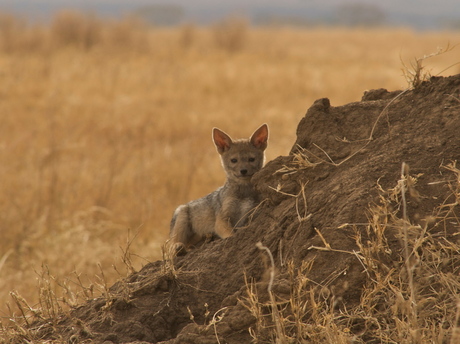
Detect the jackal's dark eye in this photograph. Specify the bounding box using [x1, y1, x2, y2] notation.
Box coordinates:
[231, 158, 237, 163]
[249, 157, 255, 162]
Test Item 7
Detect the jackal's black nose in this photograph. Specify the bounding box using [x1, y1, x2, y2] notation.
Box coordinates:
[240, 169, 248, 175]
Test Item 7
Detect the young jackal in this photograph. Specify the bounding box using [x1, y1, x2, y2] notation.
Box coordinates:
[169, 123, 269, 255]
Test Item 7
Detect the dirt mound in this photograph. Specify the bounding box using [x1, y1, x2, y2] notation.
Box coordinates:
[26, 75, 460, 343]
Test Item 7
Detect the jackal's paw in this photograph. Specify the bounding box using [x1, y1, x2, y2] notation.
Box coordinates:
[169, 242, 187, 257]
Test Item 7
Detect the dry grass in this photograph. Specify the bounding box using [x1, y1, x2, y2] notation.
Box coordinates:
[243, 163, 460, 343]
[1, 11, 460, 332]
[401, 43, 460, 88]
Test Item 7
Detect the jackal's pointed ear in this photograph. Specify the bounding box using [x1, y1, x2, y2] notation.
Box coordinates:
[213, 127, 233, 154]
[250, 123, 269, 151]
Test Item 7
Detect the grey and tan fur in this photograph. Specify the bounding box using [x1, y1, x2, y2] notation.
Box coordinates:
[169, 123, 269, 254]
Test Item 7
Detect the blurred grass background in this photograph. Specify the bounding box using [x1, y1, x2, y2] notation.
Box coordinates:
[0, 11, 459, 319]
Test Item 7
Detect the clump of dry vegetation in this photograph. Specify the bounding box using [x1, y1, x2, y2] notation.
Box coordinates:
[0, 10, 459, 338]
[212, 16, 249, 52]
[401, 43, 460, 88]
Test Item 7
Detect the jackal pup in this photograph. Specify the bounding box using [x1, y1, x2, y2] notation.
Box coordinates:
[169, 123, 269, 254]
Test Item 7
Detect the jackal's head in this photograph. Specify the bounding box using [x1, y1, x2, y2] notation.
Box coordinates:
[212, 124, 269, 182]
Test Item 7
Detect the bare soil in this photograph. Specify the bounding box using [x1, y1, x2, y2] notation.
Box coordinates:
[28, 74, 460, 343]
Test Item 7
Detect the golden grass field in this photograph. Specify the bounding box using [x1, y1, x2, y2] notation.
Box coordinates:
[0, 11, 460, 321]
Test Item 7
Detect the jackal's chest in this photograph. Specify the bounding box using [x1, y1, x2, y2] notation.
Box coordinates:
[226, 196, 256, 228]
[239, 198, 256, 216]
